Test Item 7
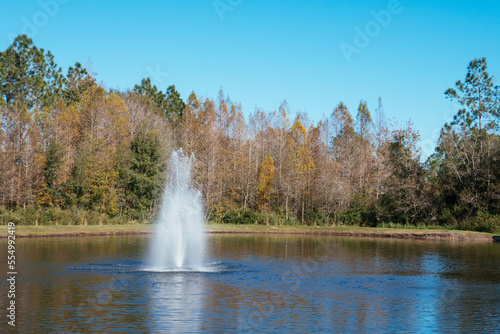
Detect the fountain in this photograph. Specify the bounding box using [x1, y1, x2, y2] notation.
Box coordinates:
[148, 150, 206, 271]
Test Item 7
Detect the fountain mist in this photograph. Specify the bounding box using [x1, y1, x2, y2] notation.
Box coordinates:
[149, 150, 205, 270]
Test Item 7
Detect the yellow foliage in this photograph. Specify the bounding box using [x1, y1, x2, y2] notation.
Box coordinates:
[36, 184, 54, 207]
[289, 119, 315, 173]
[76, 87, 132, 215]
[257, 155, 275, 212]
[54, 103, 80, 185]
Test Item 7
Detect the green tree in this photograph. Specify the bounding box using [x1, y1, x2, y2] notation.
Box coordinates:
[134, 78, 185, 123]
[37, 139, 63, 207]
[134, 77, 167, 113]
[71, 86, 132, 215]
[376, 124, 429, 225]
[445, 57, 499, 130]
[118, 130, 165, 219]
[63, 62, 96, 104]
[434, 58, 500, 229]
[0, 34, 64, 109]
[165, 84, 185, 123]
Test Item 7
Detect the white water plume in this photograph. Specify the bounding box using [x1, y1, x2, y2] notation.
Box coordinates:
[148, 150, 206, 270]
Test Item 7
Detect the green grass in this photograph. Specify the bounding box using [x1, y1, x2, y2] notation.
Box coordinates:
[0, 222, 494, 238]
[207, 224, 369, 232]
[1, 224, 153, 235]
[207, 223, 494, 236]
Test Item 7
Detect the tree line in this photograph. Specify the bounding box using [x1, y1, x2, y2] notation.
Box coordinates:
[1, 35, 499, 232]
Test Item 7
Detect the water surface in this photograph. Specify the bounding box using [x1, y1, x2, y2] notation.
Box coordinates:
[1, 234, 499, 332]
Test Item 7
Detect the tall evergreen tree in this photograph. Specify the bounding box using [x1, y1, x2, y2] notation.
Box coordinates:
[165, 85, 185, 123]
[119, 130, 165, 219]
[445, 57, 499, 130]
[0, 34, 65, 109]
[134, 78, 185, 123]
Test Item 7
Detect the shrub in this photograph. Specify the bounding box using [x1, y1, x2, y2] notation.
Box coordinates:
[306, 209, 333, 226]
[341, 194, 375, 227]
[458, 211, 500, 233]
[222, 209, 259, 225]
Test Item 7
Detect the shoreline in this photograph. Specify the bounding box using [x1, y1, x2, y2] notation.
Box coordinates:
[0, 224, 495, 241]
[208, 230, 494, 241]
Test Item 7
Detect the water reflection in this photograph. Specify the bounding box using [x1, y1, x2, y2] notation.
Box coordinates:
[146, 271, 205, 333]
[0, 235, 499, 332]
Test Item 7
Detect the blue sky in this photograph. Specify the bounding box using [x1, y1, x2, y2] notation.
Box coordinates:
[1, 0, 500, 159]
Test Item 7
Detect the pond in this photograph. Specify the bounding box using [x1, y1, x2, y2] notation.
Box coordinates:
[1, 234, 499, 332]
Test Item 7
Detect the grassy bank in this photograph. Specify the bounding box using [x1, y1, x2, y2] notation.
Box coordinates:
[2, 206, 498, 235]
[0, 224, 153, 237]
[0, 223, 494, 240]
[207, 224, 494, 240]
